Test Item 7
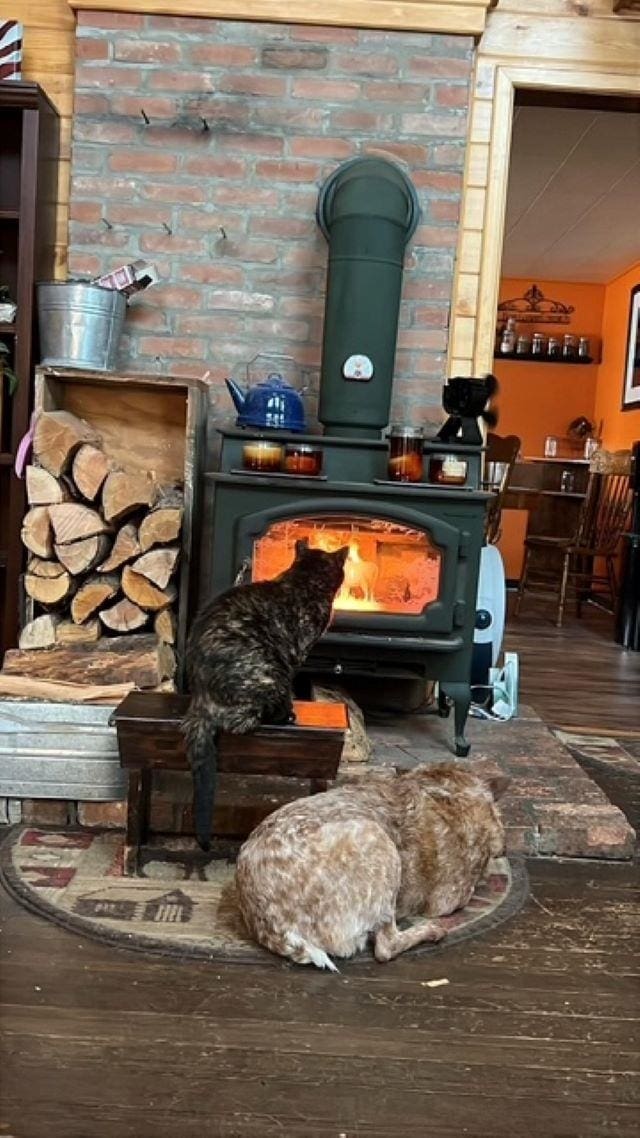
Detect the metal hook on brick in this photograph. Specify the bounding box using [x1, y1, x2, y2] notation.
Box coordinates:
[101, 217, 113, 230]
[140, 107, 150, 125]
[161, 222, 172, 236]
[219, 226, 227, 241]
[200, 116, 210, 132]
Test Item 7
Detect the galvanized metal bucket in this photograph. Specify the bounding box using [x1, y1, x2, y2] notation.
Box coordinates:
[37, 281, 126, 372]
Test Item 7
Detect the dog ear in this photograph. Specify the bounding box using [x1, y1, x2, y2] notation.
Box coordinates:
[486, 772, 511, 800]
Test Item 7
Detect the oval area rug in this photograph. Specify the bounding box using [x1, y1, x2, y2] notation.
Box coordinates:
[0, 827, 528, 965]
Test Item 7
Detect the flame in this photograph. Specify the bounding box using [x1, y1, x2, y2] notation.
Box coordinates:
[334, 541, 382, 612]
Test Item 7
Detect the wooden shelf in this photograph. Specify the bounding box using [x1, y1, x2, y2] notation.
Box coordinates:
[0, 209, 19, 220]
[0, 324, 17, 335]
[0, 452, 15, 465]
[494, 353, 597, 366]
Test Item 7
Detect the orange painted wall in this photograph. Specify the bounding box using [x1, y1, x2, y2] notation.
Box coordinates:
[594, 262, 640, 450]
[493, 277, 605, 459]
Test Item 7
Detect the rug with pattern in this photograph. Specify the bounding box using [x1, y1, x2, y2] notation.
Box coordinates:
[0, 827, 528, 965]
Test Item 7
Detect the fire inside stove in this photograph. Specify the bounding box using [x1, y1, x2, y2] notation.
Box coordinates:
[252, 516, 442, 614]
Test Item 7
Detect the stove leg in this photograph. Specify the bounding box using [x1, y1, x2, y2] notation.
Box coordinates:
[440, 681, 471, 758]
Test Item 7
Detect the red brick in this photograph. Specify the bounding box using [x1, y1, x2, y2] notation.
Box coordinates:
[21, 799, 70, 825]
[189, 43, 256, 67]
[249, 217, 311, 239]
[175, 313, 245, 336]
[139, 336, 207, 359]
[414, 225, 459, 248]
[364, 81, 425, 103]
[139, 233, 206, 256]
[74, 93, 110, 115]
[289, 137, 355, 159]
[430, 198, 461, 222]
[218, 74, 286, 98]
[68, 252, 102, 277]
[398, 329, 448, 351]
[279, 296, 322, 318]
[412, 170, 463, 193]
[126, 306, 170, 332]
[218, 134, 284, 157]
[148, 71, 215, 93]
[140, 182, 207, 204]
[434, 84, 469, 108]
[332, 110, 394, 132]
[74, 174, 138, 200]
[208, 289, 275, 312]
[145, 285, 202, 310]
[407, 56, 472, 80]
[404, 279, 454, 301]
[244, 317, 310, 342]
[213, 186, 280, 209]
[183, 155, 246, 179]
[78, 11, 144, 29]
[70, 227, 129, 250]
[69, 200, 103, 224]
[291, 77, 360, 102]
[114, 39, 182, 65]
[76, 65, 144, 90]
[255, 159, 323, 183]
[432, 142, 466, 167]
[147, 15, 215, 32]
[76, 38, 110, 61]
[254, 105, 325, 131]
[109, 151, 178, 175]
[335, 52, 398, 76]
[291, 26, 359, 44]
[412, 304, 450, 328]
[261, 47, 327, 71]
[77, 801, 127, 828]
[110, 95, 178, 120]
[364, 141, 429, 166]
[229, 241, 279, 265]
[401, 112, 469, 137]
[180, 263, 244, 286]
[74, 121, 137, 144]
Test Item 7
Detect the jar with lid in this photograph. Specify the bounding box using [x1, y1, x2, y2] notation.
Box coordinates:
[547, 336, 561, 360]
[499, 317, 517, 355]
[578, 337, 591, 360]
[562, 334, 577, 360]
[531, 332, 546, 357]
[283, 443, 323, 476]
[242, 440, 284, 472]
[516, 334, 531, 356]
[428, 454, 468, 486]
[387, 425, 424, 483]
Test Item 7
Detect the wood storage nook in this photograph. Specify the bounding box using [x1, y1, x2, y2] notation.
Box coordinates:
[17, 368, 206, 691]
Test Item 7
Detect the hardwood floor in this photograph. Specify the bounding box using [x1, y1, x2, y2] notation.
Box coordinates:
[504, 599, 640, 734]
[1, 607, 638, 1138]
[1, 855, 638, 1138]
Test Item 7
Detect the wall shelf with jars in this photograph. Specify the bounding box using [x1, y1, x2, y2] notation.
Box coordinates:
[495, 318, 600, 365]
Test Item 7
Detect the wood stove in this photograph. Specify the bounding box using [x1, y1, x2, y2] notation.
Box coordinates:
[200, 430, 491, 757]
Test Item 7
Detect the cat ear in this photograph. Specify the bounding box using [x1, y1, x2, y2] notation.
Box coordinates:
[336, 545, 350, 564]
[295, 538, 309, 557]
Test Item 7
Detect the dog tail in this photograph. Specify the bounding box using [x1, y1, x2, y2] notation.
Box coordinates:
[182, 703, 218, 852]
[285, 932, 340, 973]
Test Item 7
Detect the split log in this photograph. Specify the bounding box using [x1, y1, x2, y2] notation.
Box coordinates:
[0, 674, 136, 704]
[99, 598, 148, 634]
[56, 619, 101, 646]
[96, 523, 140, 573]
[154, 608, 176, 645]
[121, 565, 177, 612]
[18, 613, 61, 650]
[21, 507, 54, 559]
[24, 561, 74, 606]
[48, 502, 109, 546]
[70, 574, 120, 625]
[2, 634, 176, 687]
[55, 534, 111, 576]
[25, 466, 69, 506]
[101, 470, 156, 525]
[72, 444, 111, 501]
[131, 546, 179, 590]
[33, 410, 101, 477]
[138, 488, 183, 552]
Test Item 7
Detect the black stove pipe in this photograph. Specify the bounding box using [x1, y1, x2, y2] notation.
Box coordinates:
[316, 156, 420, 439]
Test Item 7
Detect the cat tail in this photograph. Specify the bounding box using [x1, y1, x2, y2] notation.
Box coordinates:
[182, 704, 218, 853]
[284, 932, 340, 973]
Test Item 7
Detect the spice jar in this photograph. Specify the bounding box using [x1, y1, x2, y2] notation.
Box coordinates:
[387, 425, 424, 483]
[562, 334, 577, 360]
[283, 443, 323, 476]
[544, 435, 558, 458]
[531, 333, 546, 357]
[578, 337, 591, 360]
[547, 337, 561, 360]
[242, 440, 284, 472]
[516, 335, 531, 356]
[428, 454, 468, 486]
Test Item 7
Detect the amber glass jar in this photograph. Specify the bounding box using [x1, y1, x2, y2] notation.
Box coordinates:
[387, 425, 424, 483]
[242, 440, 284, 472]
[283, 444, 323, 476]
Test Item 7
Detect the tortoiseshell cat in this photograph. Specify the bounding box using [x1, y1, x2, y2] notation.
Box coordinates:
[183, 539, 349, 849]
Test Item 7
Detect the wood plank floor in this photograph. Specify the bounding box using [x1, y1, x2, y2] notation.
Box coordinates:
[1, 608, 639, 1138]
[505, 601, 640, 734]
[1, 856, 638, 1138]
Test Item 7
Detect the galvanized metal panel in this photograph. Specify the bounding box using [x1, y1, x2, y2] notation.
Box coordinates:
[0, 700, 127, 801]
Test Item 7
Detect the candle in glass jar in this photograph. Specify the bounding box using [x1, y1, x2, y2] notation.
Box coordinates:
[242, 440, 284, 472]
[387, 425, 424, 483]
[283, 444, 323, 476]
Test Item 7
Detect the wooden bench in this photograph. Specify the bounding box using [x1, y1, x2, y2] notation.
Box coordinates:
[112, 691, 348, 875]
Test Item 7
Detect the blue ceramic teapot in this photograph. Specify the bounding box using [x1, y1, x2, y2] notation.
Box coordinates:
[225, 372, 306, 432]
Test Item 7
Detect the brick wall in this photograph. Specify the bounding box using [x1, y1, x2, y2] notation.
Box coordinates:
[69, 12, 473, 427]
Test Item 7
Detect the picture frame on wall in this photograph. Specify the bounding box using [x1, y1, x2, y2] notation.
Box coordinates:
[622, 284, 640, 411]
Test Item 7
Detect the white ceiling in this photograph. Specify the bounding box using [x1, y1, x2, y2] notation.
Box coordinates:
[501, 105, 640, 284]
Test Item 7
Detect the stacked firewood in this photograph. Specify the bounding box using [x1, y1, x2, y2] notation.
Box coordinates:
[6, 409, 183, 689]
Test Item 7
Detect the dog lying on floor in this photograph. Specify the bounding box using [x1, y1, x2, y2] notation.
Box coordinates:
[235, 762, 510, 970]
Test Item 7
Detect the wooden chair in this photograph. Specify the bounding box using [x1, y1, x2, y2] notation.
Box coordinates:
[483, 433, 521, 545]
[514, 451, 632, 627]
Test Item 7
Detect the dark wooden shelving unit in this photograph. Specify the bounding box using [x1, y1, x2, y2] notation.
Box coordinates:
[493, 352, 598, 365]
[0, 82, 59, 657]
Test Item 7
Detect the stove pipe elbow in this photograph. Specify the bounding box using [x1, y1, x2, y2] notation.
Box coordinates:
[316, 157, 421, 438]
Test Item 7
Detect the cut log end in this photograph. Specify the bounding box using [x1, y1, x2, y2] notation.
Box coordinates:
[33, 410, 102, 477]
[122, 565, 177, 612]
[25, 466, 69, 507]
[102, 470, 157, 525]
[97, 522, 140, 573]
[72, 444, 111, 501]
[70, 574, 120, 625]
[99, 598, 148, 634]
